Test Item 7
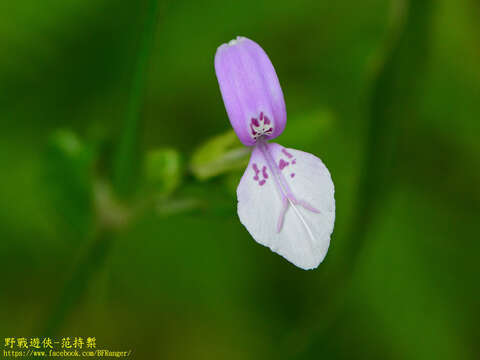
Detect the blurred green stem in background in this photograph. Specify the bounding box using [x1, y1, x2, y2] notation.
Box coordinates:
[346, 0, 433, 267]
[281, 0, 434, 355]
[39, 0, 161, 339]
[113, 0, 160, 198]
[41, 230, 113, 336]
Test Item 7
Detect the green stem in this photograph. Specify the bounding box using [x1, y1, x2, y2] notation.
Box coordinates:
[280, 0, 434, 356]
[40, 230, 113, 336]
[329, 0, 434, 333]
[345, 0, 433, 266]
[113, 0, 160, 197]
[36, 1, 160, 343]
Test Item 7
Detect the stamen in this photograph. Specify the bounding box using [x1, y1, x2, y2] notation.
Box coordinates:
[250, 112, 274, 141]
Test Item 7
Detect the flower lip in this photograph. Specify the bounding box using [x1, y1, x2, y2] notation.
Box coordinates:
[215, 36, 287, 146]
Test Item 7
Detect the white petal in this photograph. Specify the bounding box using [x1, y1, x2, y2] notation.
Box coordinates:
[237, 143, 335, 270]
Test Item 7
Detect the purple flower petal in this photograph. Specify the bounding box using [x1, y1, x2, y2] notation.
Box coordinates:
[215, 37, 287, 146]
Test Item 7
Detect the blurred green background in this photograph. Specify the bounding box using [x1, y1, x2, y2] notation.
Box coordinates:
[1, 0, 479, 358]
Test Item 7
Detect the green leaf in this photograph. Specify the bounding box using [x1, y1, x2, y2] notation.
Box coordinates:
[144, 148, 182, 196]
[190, 130, 250, 180]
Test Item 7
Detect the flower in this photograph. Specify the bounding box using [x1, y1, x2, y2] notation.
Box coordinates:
[214, 37, 335, 270]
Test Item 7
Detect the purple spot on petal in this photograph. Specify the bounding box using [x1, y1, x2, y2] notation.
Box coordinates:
[264, 115, 271, 125]
[252, 163, 261, 181]
[282, 148, 293, 158]
[262, 166, 268, 179]
[251, 117, 259, 127]
[279, 159, 289, 170]
[259, 112, 263, 120]
[253, 163, 267, 185]
[292, 159, 296, 165]
[290, 173, 295, 178]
